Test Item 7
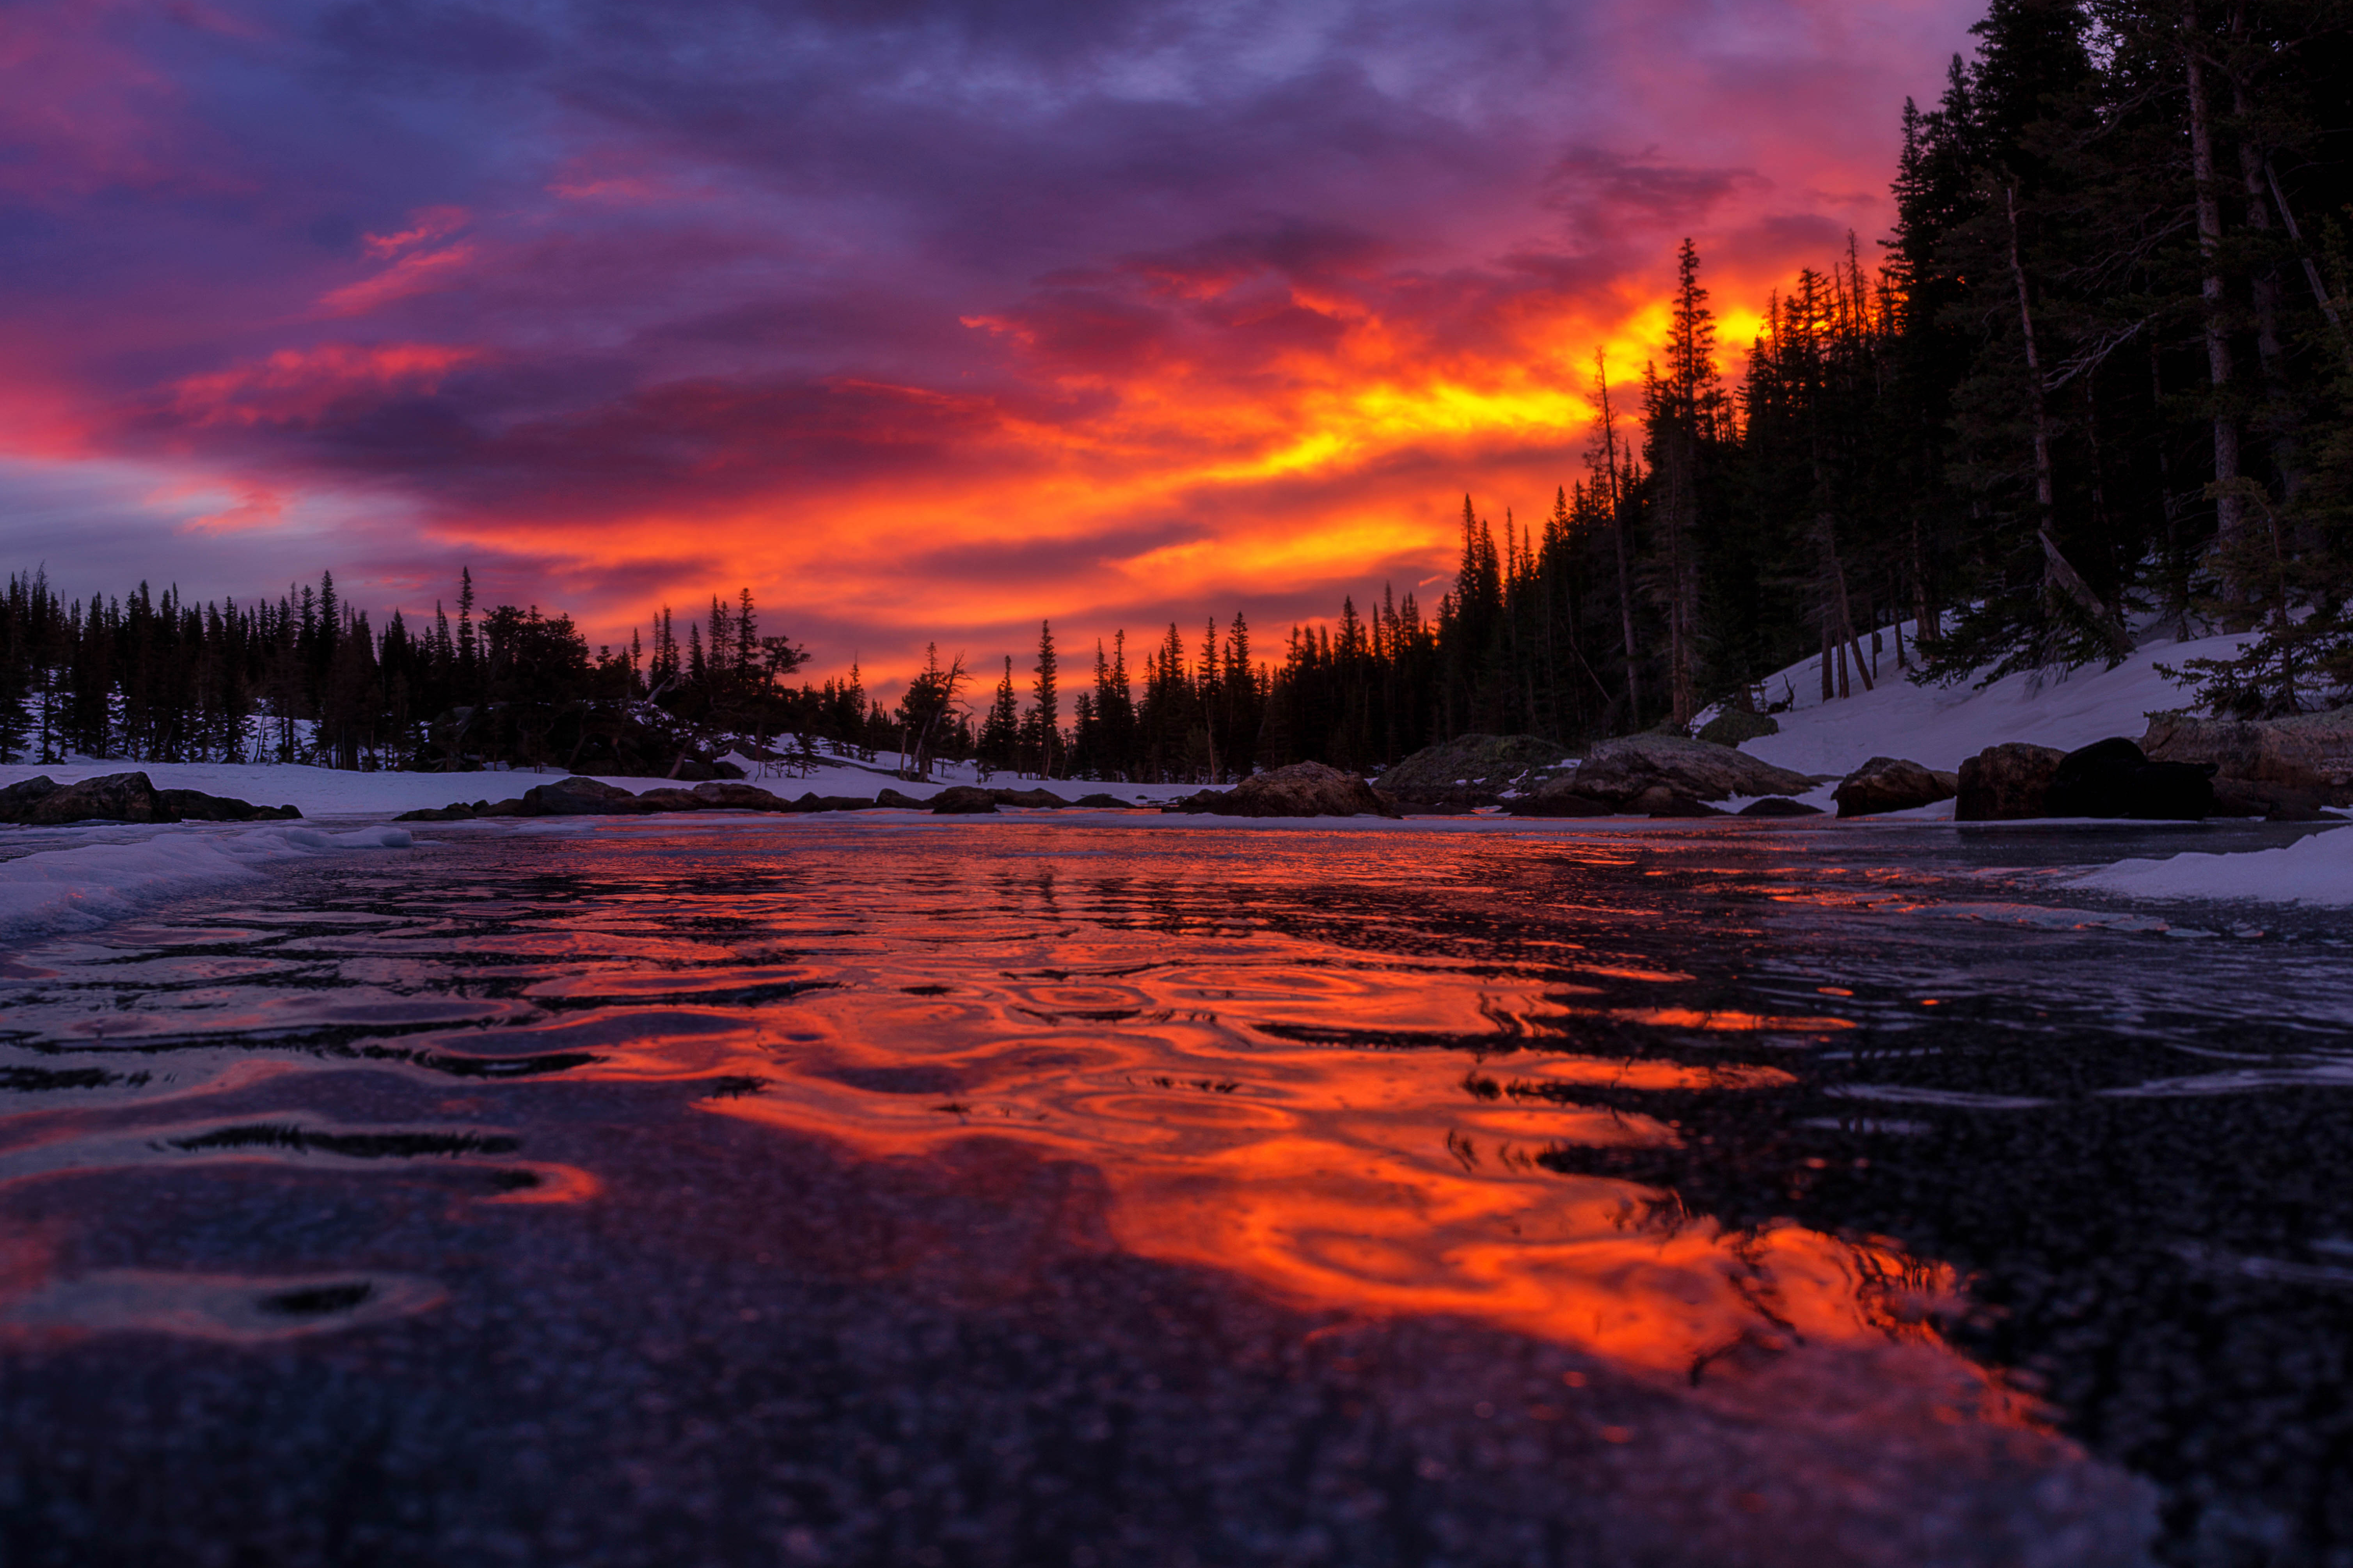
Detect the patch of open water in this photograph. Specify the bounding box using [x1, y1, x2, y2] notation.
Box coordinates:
[1, 816, 2348, 1566]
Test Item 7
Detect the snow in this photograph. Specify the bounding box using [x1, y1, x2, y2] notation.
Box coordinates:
[1727, 625, 2254, 777]
[0, 821, 415, 939]
[2072, 825, 2353, 907]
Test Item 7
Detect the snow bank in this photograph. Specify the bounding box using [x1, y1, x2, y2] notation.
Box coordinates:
[1728, 627, 2254, 777]
[2073, 825, 2353, 907]
[0, 823, 414, 938]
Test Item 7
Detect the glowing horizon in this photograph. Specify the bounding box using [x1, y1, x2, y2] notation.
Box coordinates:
[0, 0, 1982, 692]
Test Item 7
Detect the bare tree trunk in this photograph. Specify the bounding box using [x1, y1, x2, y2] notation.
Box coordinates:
[2008, 184, 2134, 659]
[2185, 2, 2246, 556]
[2234, 76, 2302, 501]
[1594, 353, 1643, 727]
[2264, 158, 2353, 371]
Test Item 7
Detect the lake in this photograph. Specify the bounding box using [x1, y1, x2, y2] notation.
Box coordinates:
[2, 813, 2348, 1566]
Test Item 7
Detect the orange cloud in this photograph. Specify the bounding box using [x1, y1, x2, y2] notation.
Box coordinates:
[167, 342, 481, 427]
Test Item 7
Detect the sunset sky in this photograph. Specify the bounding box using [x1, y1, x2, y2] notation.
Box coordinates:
[2, 0, 1980, 684]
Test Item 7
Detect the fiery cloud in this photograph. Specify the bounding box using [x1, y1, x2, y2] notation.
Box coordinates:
[0, 0, 1983, 679]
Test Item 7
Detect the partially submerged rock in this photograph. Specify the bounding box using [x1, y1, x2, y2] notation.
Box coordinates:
[0, 773, 297, 826]
[2141, 708, 2353, 806]
[1375, 734, 1575, 810]
[1832, 757, 1958, 818]
[929, 786, 1000, 814]
[523, 776, 648, 816]
[1165, 763, 1398, 818]
[1505, 780, 1611, 817]
[1955, 743, 2067, 821]
[1646, 796, 1727, 818]
[1739, 797, 1824, 817]
[2044, 738, 2216, 820]
[992, 787, 1074, 809]
[1565, 735, 1815, 810]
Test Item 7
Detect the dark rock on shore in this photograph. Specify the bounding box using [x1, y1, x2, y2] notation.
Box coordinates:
[875, 788, 927, 809]
[794, 793, 883, 812]
[1506, 782, 1611, 817]
[1165, 763, 1398, 818]
[1696, 707, 1779, 747]
[992, 787, 1074, 809]
[1832, 757, 1958, 818]
[523, 777, 648, 816]
[1073, 793, 1137, 808]
[1374, 734, 1575, 810]
[930, 786, 1000, 814]
[2044, 738, 2216, 820]
[1, 773, 297, 825]
[1739, 797, 1824, 817]
[1647, 796, 1727, 818]
[1566, 734, 1816, 810]
[2141, 708, 2353, 807]
[1956, 743, 2068, 820]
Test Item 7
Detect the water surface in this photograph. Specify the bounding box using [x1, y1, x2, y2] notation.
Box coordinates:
[2, 814, 2347, 1566]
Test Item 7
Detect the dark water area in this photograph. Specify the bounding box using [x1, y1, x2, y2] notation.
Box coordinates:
[1, 814, 2349, 1567]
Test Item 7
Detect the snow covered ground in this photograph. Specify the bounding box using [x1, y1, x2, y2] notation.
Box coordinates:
[2072, 825, 2353, 908]
[0, 821, 415, 939]
[1726, 625, 2255, 777]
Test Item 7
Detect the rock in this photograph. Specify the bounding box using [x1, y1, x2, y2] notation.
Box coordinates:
[1647, 795, 1727, 818]
[991, 787, 1074, 809]
[472, 797, 539, 817]
[523, 777, 649, 816]
[2140, 708, 2353, 805]
[1170, 763, 1398, 818]
[795, 793, 879, 812]
[1566, 735, 1815, 809]
[711, 760, 748, 780]
[689, 781, 793, 811]
[0, 777, 63, 821]
[395, 804, 476, 822]
[929, 786, 1000, 814]
[1831, 757, 1958, 818]
[1739, 797, 1824, 817]
[632, 788, 704, 811]
[1375, 734, 1576, 810]
[2210, 778, 2328, 821]
[1506, 777, 1613, 816]
[5, 772, 168, 825]
[2043, 738, 2217, 820]
[1955, 743, 2068, 821]
[875, 788, 927, 809]
[1073, 793, 1135, 808]
[668, 756, 717, 782]
[157, 788, 299, 821]
[1697, 708, 1779, 747]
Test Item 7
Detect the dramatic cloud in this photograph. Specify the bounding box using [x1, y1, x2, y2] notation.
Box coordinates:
[0, 0, 1982, 681]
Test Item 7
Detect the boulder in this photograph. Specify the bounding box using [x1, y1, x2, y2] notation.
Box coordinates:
[2140, 708, 2353, 806]
[522, 776, 649, 816]
[711, 760, 748, 780]
[1647, 795, 1727, 818]
[633, 788, 704, 812]
[472, 797, 539, 817]
[929, 786, 1000, 814]
[1073, 793, 1136, 808]
[1168, 762, 1398, 818]
[1505, 776, 1614, 816]
[2210, 778, 2329, 821]
[1831, 756, 1958, 818]
[1565, 735, 1816, 809]
[689, 780, 792, 811]
[1739, 797, 1824, 817]
[1374, 734, 1576, 810]
[667, 756, 717, 782]
[396, 804, 477, 822]
[992, 787, 1074, 809]
[2043, 737, 2216, 820]
[0, 777, 62, 820]
[1696, 708, 1779, 747]
[795, 793, 879, 812]
[1955, 743, 2067, 821]
[5, 772, 168, 825]
[875, 788, 927, 809]
[158, 788, 299, 822]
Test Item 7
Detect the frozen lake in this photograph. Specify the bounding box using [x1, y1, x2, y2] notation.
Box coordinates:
[2, 814, 2349, 1566]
